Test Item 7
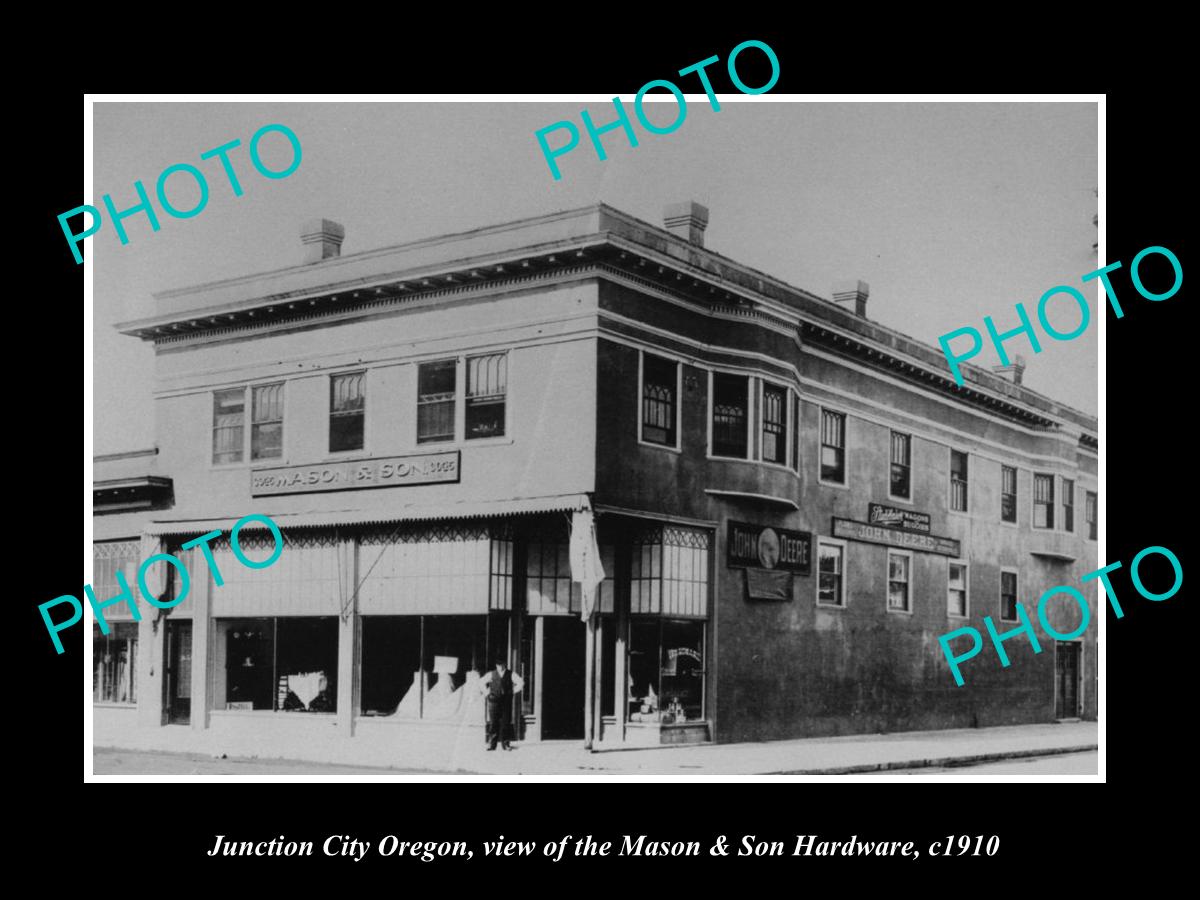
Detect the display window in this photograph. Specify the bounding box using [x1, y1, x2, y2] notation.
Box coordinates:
[93, 622, 138, 704]
[360, 614, 505, 721]
[628, 618, 705, 724]
[215, 617, 338, 712]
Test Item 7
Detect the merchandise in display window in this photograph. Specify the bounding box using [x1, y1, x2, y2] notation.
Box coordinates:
[93, 622, 138, 704]
[360, 614, 505, 722]
[215, 617, 338, 712]
[628, 618, 705, 724]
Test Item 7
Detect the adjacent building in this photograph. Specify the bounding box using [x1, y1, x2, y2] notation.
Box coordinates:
[93, 202, 1099, 761]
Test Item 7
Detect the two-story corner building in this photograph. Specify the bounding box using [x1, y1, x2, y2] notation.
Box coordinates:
[94, 201, 1099, 761]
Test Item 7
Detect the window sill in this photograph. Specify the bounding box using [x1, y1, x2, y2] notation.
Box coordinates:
[947, 613, 971, 622]
[210, 709, 338, 718]
[93, 701, 137, 708]
[758, 459, 796, 474]
[816, 601, 846, 610]
[886, 606, 914, 616]
[887, 493, 916, 506]
[463, 435, 515, 449]
[638, 438, 682, 454]
[818, 478, 849, 491]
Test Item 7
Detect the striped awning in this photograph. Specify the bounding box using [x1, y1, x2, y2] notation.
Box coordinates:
[143, 493, 592, 536]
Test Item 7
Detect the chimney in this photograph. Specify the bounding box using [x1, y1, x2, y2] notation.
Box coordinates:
[663, 201, 709, 247]
[301, 218, 345, 264]
[832, 279, 870, 317]
[992, 355, 1027, 385]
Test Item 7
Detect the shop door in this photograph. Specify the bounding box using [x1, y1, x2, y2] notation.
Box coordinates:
[1055, 641, 1080, 719]
[166, 620, 193, 725]
[541, 617, 586, 740]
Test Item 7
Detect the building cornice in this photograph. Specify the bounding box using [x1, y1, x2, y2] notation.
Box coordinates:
[116, 203, 1097, 442]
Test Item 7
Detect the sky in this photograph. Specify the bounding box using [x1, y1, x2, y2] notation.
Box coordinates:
[91, 100, 1098, 455]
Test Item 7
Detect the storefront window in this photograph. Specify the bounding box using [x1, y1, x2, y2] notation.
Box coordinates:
[360, 615, 498, 721]
[215, 617, 338, 712]
[628, 619, 705, 724]
[93, 622, 137, 704]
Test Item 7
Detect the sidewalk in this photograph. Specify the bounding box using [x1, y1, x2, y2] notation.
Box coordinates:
[94, 721, 1098, 776]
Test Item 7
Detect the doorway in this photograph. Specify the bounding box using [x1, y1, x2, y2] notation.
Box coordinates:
[1055, 641, 1081, 719]
[540, 616, 586, 739]
[166, 620, 193, 725]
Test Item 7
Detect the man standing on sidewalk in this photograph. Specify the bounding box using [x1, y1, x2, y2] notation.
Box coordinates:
[481, 659, 524, 751]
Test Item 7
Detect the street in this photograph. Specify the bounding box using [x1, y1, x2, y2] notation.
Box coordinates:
[878, 751, 1097, 775]
[93, 746, 1099, 777]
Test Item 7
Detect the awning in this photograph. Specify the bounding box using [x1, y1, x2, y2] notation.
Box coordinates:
[704, 489, 800, 510]
[1030, 550, 1077, 563]
[144, 493, 592, 536]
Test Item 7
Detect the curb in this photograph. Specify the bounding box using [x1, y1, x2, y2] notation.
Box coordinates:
[767, 744, 1098, 775]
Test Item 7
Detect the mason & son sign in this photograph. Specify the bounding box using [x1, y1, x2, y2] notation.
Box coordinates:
[251, 451, 460, 496]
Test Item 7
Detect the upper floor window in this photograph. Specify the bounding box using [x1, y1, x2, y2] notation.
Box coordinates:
[791, 395, 801, 471]
[950, 450, 969, 512]
[711, 373, 749, 459]
[213, 388, 246, 465]
[890, 431, 911, 499]
[1033, 473, 1055, 529]
[213, 382, 285, 465]
[330, 371, 365, 453]
[1000, 570, 1019, 622]
[251, 383, 284, 460]
[947, 561, 968, 618]
[1086, 491, 1098, 540]
[817, 540, 845, 607]
[466, 353, 507, 440]
[1001, 465, 1018, 523]
[820, 410, 846, 483]
[640, 353, 678, 447]
[417, 361, 456, 444]
[1062, 478, 1075, 532]
[887, 551, 912, 613]
[761, 382, 788, 465]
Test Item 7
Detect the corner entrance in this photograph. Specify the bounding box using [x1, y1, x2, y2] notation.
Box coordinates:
[1055, 641, 1081, 719]
[540, 617, 586, 739]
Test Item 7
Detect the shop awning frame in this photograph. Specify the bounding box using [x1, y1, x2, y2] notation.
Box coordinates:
[144, 493, 593, 536]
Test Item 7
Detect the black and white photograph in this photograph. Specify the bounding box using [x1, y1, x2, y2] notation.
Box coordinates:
[82, 96, 1108, 781]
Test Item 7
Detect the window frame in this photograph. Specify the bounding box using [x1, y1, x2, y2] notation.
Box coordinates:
[1061, 477, 1075, 533]
[1085, 490, 1098, 541]
[1000, 568, 1020, 623]
[885, 549, 914, 615]
[211, 381, 287, 468]
[250, 381, 286, 462]
[888, 430, 913, 503]
[328, 370, 367, 455]
[215, 616, 340, 715]
[815, 537, 848, 609]
[93, 622, 139, 706]
[638, 351, 682, 452]
[947, 559, 969, 620]
[817, 407, 849, 488]
[465, 351, 508, 441]
[708, 370, 751, 461]
[415, 358, 458, 446]
[791, 393, 802, 473]
[1000, 464, 1018, 525]
[1032, 472, 1056, 530]
[949, 449, 969, 513]
[758, 378, 791, 468]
